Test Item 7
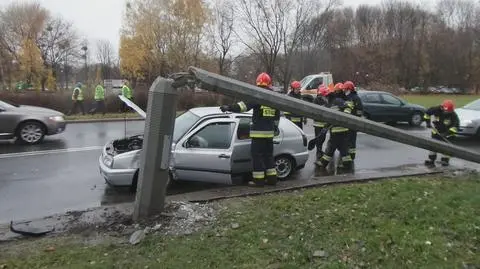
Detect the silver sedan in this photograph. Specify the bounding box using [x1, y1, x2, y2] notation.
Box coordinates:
[456, 98, 480, 138]
[99, 104, 309, 190]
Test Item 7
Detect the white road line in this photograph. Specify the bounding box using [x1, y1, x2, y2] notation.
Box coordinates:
[0, 146, 103, 159]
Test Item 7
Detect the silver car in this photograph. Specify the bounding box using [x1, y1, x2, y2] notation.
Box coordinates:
[456, 98, 480, 138]
[0, 100, 66, 144]
[99, 104, 309, 189]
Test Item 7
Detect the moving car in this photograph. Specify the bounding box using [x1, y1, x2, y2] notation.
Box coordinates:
[455, 98, 480, 138]
[99, 99, 309, 189]
[357, 90, 426, 126]
[0, 100, 66, 144]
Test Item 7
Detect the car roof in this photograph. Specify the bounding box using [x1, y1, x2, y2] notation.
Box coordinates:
[357, 89, 388, 94]
[189, 106, 253, 118]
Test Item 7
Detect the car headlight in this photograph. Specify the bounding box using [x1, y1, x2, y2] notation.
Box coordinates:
[103, 155, 113, 167]
[49, 116, 64, 121]
[461, 120, 473, 126]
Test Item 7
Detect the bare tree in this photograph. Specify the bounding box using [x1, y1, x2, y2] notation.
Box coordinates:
[209, 0, 236, 75]
[96, 39, 115, 79]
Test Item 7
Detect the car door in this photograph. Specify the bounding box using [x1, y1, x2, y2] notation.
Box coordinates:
[379, 93, 404, 121]
[360, 93, 385, 121]
[173, 118, 236, 184]
[230, 116, 284, 175]
[0, 104, 16, 138]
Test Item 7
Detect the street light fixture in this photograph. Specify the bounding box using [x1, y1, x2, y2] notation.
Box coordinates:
[81, 45, 88, 83]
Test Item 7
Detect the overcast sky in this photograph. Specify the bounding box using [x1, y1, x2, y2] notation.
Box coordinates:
[1, 0, 435, 60]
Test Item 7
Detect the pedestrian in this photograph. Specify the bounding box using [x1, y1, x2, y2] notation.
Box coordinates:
[90, 82, 106, 115]
[220, 72, 280, 187]
[284, 80, 305, 129]
[424, 100, 459, 166]
[121, 79, 133, 112]
[69, 83, 85, 115]
[312, 85, 330, 162]
[317, 83, 353, 171]
[343, 80, 363, 160]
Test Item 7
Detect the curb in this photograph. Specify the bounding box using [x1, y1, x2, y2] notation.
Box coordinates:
[65, 118, 144, 124]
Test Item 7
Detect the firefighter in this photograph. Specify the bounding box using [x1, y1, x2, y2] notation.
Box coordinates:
[424, 100, 459, 166]
[284, 80, 305, 129]
[313, 85, 330, 161]
[220, 72, 280, 187]
[343, 80, 363, 160]
[317, 83, 353, 170]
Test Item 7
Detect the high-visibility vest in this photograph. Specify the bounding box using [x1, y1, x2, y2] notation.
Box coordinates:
[122, 85, 132, 99]
[72, 87, 84, 101]
[94, 85, 105, 100]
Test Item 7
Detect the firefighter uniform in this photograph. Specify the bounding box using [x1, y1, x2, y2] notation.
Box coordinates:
[424, 101, 459, 166]
[343, 81, 363, 160]
[285, 90, 304, 129]
[221, 101, 280, 186]
[312, 89, 329, 160]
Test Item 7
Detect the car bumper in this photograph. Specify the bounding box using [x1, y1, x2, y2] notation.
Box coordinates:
[293, 151, 309, 168]
[45, 120, 67, 135]
[99, 156, 137, 186]
[458, 126, 477, 136]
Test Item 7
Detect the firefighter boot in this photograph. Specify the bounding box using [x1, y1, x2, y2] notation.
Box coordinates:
[249, 171, 265, 187]
[440, 157, 450, 167]
[424, 152, 436, 167]
[265, 168, 278, 186]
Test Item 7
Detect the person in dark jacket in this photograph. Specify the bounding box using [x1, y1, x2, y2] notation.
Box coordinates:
[220, 72, 280, 187]
[343, 81, 363, 160]
[312, 85, 330, 162]
[284, 80, 305, 129]
[424, 100, 460, 166]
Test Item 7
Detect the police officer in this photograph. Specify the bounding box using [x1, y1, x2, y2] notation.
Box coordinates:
[424, 100, 459, 166]
[317, 83, 353, 170]
[121, 79, 133, 112]
[220, 72, 280, 187]
[343, 81, 363, 160]
[90, 82, 106, 115]
[313, 85, 330, 162]
[284, 81, 305, 129]
[69, 83, 85, 115]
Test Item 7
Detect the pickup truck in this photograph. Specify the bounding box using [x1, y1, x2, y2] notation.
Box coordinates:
[297, 72, 334, 102]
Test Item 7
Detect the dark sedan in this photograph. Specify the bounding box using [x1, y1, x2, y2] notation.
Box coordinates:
[357, 90, 426, 126]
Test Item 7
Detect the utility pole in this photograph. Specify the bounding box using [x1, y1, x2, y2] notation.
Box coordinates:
[81, 45, 88, 83]
[133, 77, 178, 221]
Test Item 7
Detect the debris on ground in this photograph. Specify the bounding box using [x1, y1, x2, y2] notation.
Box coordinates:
[129, 230, 145, 245]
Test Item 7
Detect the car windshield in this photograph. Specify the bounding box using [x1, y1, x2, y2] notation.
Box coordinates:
[0, 100, 17, 109]
[173, 111, 200, 142]
[299, 75, 313, 87]
[463, 99, 480, 111]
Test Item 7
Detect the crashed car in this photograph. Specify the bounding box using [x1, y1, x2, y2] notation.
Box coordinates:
[99, 97, 309, 189]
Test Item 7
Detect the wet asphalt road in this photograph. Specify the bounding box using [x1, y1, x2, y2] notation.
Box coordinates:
[0, 120, 479, 223]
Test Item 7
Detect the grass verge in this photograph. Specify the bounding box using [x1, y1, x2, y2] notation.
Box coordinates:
[1, 175, 479, 268]
[401, 94, 479, 108]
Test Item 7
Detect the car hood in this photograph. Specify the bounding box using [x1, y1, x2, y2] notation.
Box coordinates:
[405, 103, 426, 110]
[455, 108, 480, 122]
[119, 95, 146, 119]
[15, 105, 63, 116]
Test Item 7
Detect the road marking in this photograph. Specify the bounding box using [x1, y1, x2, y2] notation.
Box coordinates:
[0, 146, 103, 159]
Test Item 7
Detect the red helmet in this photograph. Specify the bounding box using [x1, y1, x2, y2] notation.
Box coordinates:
[256, 72, 272, 87]
[343, 81, 355, 90]
[334, 83, 344, 91]
[290, 81, 301, 89]
[317, 85, 329, 96]
[442, 99, 454, 112]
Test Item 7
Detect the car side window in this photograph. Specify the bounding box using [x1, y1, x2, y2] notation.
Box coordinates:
[187, 122, 234, 149]
[237, 117, 251, 140]
[307, 77, 323, 90]
[381, 94, 402, 105]
[363, 94, 381, 103]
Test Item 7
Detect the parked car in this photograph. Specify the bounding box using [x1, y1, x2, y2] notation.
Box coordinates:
[99, 100, 309, 190]
[357, 90, 426, 126]
[0, 100, 66, 144]
[455, 98, 480, 138]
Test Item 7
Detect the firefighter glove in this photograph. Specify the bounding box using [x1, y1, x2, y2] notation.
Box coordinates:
[426, 121, 432, 128]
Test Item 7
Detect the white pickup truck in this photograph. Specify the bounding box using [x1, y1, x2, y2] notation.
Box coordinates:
[297, 72, 334, 102]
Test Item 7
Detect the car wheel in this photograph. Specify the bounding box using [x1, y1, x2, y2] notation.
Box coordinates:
[476, 128, 480, 140]
[130, 170, 172, 193]
[16, 121, 45, 144]
[409, 112, 423, 126]
[275, 155, 295, 180]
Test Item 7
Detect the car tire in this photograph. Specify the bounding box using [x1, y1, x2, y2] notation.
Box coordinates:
[409, 112, 423, 126]
[476, 128, 480, 140]
[16, 121, 45, 145]
[275, 155, 295, 180]
[130, 170, 173, 193]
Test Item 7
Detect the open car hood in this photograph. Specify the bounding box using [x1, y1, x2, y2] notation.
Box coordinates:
[119, 95, 146, 119]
